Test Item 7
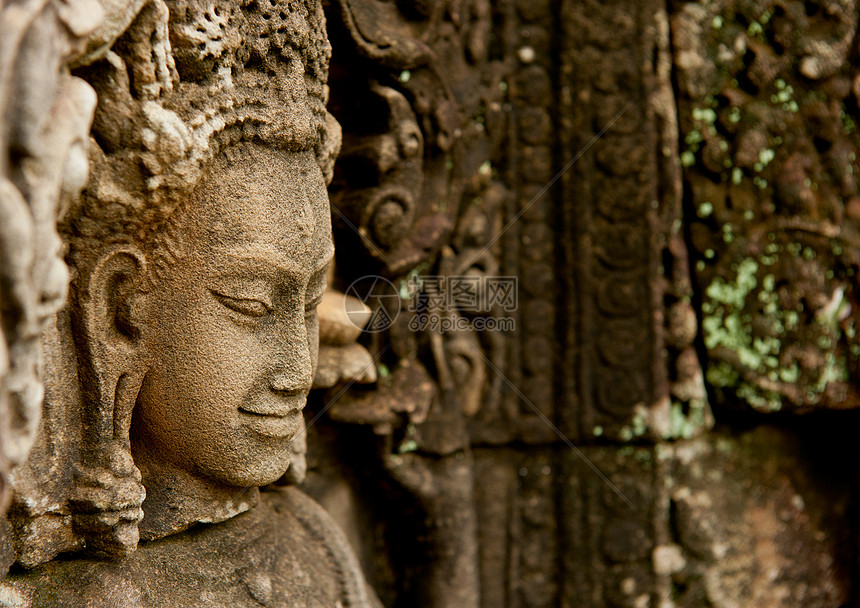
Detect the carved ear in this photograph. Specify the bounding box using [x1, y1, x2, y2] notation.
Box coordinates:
[71, 245, 149, 557]
[76, 245, 150, 449]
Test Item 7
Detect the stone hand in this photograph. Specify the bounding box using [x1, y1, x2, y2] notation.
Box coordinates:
[71, 441, 145, 555]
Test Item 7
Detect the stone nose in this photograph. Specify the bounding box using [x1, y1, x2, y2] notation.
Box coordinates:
[269, 321, 314, 395]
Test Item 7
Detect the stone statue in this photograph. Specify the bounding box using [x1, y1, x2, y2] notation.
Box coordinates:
[2, 0, 379, 605]
[6, 143, 377, 607]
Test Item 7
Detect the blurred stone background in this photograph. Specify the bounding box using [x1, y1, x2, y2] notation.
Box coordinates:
[308, 0, 860, 606]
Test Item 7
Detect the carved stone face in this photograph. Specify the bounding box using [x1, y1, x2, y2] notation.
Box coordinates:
[133, 147, 333, 488]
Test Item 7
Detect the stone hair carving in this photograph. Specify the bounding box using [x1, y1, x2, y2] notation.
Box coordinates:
[8, 0, 342, 568]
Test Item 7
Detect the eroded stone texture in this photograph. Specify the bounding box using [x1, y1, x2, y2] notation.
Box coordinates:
[656, 427, 852, 607]
[0, 1, 100, 484]
[8, 487, 375, 608]
[672, 0, 860, 413]
[0, 0, 103, 576]
[304, 1, 858, 607]
[557, 427, 853, 608]
[557, 0, 711, 444]
[2, 0, 859, 606]
[473, 448, 559, 608]
[312, 1, 511, 605]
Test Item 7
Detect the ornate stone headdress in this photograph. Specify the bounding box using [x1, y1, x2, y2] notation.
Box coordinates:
[65, 0, 339, 262]
[10, 0, 340, 567]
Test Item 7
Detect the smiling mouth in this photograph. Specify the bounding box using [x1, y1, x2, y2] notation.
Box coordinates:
[239, 408, 303, 439]
[238, 406, 298, 417]
[238, 393, 307, 418]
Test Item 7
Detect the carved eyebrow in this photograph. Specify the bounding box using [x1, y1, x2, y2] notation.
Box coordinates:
[214, 242, 334, 286]
[215, 245, 318, 276]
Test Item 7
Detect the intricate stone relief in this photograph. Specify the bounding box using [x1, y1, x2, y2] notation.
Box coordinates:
[673, 0, 860, 412]
[314, 1, 510, 604]
[3, 1, 378, 605]
[558, 0, 712, 443]
[1, 0, 857, 606]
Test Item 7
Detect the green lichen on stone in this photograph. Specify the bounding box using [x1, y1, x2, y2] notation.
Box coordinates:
[666, 399, 708, 440]
[630, 412, 647, 438]
[841, 110, 856, 135]
[755, 148, 775, 172]
[398, 439, 419, 454]
[681, 151, 696, 167]
[692, 107, 717, 124]
[728, 107, 741, 124]
[702, 258, 782, 409]
[702, 250, 851, 410]
[771, 80, 795, 108]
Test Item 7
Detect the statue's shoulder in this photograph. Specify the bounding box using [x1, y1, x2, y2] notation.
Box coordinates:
[2, 488, 377, 608]
[261, 487, 379, 608]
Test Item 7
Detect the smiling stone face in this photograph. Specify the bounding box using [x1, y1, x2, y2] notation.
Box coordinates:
[132, 145, 333, 494]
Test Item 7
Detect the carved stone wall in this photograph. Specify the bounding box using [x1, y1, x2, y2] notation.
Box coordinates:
[0, 0, 858, 606]
[673, 0, 860, 414]
[315, 1, 859, 607]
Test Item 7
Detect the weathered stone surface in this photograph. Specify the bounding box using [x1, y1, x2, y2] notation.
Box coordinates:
[656, 427, 852, 607]
[0, 0, 102, 529]
[672, 0, 860, 413]
[308, 2, 859, 606]
[7, 487, 376, 607]
[556, 0, 712, 444]
[553, 427, 852, 608]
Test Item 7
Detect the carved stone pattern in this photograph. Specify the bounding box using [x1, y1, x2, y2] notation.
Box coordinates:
[559, 445, 657, 608]
[559, 0, 655, 441]
[673, 0, 860, 413]
[557, 0, 711, 443]
[503, 0, 557, 445]
[473, 448, 558, 608]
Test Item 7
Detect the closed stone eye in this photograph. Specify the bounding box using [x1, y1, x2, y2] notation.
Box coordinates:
[211, 291, 272, 318]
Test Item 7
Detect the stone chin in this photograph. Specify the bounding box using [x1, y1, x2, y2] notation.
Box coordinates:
[188, 423, 304, 489]
[209, 451, 296, 490]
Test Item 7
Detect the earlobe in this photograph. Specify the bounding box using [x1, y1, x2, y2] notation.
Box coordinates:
[71, 244, 150, 557]
[80, 245, 150, 348]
